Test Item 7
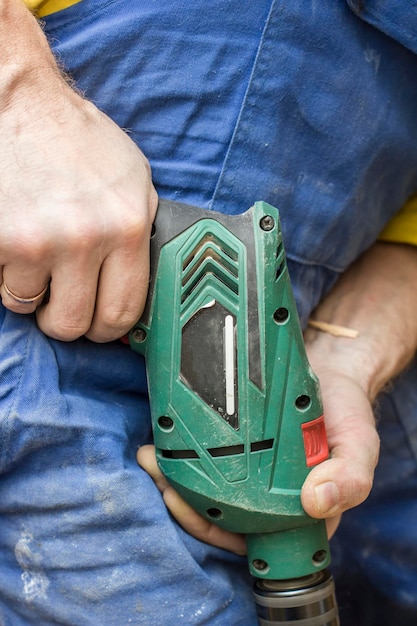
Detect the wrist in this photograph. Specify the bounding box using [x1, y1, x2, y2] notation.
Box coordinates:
[305, 242, 417, 402]
[0, 0, 60, 104]
[306, 331, 389, 402]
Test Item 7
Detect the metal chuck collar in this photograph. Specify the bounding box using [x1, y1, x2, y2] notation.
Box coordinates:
[254, 569, 339, 626]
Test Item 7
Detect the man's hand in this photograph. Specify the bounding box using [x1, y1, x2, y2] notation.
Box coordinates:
[0, 0, 157, 342]
[301, 241, 417, 531]
[299, 352, 379, 538]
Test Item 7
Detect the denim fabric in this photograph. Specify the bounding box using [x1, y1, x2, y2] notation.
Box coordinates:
[347, 0, 417, 55]
[0, 306, 255, 625]
[1, 1, 417, 623]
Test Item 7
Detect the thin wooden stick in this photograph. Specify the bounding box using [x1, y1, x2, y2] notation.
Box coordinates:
[308, 319, 359, 339]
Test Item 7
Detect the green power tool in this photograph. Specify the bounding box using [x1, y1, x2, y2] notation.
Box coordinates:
[129, 199, 339, 625]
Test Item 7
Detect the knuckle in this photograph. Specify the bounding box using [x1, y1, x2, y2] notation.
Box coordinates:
[38, 309, 91, 342]
[149, 185, 159, 215]
[101, 305, 137, 333]
[12, 232, 51, 264]
[60, 215, 102, 254]
[357, 474, 374, 502]
[117, 207, 151, 243]
[369, 429, 381, 466]
[111, 190, 158, 246]
[343, 472, 374, 511]
[87, 302, 140, 343]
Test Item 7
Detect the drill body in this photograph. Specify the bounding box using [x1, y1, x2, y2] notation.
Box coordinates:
[130, 199, 339, 625]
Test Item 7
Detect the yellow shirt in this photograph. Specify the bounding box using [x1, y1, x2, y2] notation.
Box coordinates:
[379, 195, 417, 246]
[24, 0, 81, 17]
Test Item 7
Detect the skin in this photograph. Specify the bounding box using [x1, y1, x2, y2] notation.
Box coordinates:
[137, 241, 417, 551]
[0, 0, 157, 342]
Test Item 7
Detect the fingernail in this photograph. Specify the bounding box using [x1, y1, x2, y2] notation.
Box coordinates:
[314, 482, 340, 516]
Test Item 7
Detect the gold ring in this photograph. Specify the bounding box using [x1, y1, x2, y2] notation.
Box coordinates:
[2, 282, 49, 304]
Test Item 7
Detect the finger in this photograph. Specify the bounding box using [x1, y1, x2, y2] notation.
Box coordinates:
[86, 239, 151, 343]
[86, 194, 157, 343]
[163, 486, 247, 555]
[36, 259, 99, 341]
[37, 204, 154, 342]
[1, 267, 50, 314]
[301, 418, 379, 520]
[137, 445, 247, 556]
[136, 445, 171, 493]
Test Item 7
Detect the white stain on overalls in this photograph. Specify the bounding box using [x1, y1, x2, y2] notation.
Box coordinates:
[364, 45, 381, 73]
[14, 531, 50, 602]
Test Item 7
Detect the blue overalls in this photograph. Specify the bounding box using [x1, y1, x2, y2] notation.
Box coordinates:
[1, 1, 417, 623]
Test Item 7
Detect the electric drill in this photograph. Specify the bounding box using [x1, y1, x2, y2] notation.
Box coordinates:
[129, 199, 340, 625]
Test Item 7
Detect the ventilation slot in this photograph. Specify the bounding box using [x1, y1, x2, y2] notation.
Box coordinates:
[181, 234, 239, 304]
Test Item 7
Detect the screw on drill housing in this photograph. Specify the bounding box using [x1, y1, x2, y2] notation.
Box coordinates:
[273, 308, 289, 323]
[206, 507, 223, 520]
[158, 416, 174, 431]
[131, 327, 147, 343]
[260, 215, 275, 231]
[295, 395, 311, 410]
[312, 550, 328, 565]
[253, 559, 269, 572]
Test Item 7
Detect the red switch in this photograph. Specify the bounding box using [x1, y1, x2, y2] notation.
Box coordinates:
[301, 415, 329, 467]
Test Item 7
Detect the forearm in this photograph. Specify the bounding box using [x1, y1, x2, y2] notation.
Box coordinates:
[305, 241, 417, 401]
[0, 0, 72, 120]
[0, 1, 56, 73]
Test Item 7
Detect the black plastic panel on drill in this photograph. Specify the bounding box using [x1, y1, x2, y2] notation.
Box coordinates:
[140, 199, 263, 392]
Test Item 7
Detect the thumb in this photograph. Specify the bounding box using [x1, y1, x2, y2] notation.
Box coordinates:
[301, 376, 380, 524]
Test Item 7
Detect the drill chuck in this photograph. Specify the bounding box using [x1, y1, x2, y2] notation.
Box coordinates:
[254, 570, 339, 625]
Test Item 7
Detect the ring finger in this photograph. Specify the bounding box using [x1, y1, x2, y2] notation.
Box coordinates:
[1, 266, 50, 314]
